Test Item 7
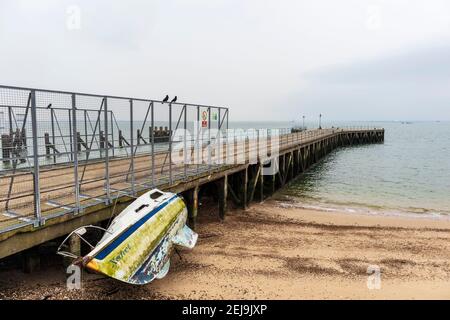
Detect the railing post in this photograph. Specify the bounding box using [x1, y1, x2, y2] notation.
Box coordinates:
[130, 99, 135, 195]
[68, 109, 73, 161]
[30, 90, 42, 226]
[72, 94, 80, 213]
[110, 111, 115, 157]
[218, 108, 221, 165]
[196, 106, 200, 174]
[169, 103, 172, 184]
[208, 106, 211, 172]
[104, 97, 110, 202]
[151, 102, 155, 186]
[257, 128, 260, 162]
[226, 109, 229, 130]
[84, 110, 88, 147]
[50, 109, 56, 164]
[184, 105, 187, 178]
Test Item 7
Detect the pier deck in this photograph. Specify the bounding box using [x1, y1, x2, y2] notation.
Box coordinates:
[0, 85, 384, 260]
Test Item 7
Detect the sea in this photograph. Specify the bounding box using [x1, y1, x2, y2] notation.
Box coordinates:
[254, 121, 450, 219]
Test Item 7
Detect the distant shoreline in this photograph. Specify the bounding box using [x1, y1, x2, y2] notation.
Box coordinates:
[273, 197, 450, 222]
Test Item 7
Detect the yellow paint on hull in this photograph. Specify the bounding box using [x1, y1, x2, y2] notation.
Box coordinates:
[87, 197, 186, 282]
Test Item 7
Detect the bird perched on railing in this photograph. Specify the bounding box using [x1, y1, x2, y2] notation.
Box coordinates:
[162, 95, 169, 103]
[170, 96, 177, 104]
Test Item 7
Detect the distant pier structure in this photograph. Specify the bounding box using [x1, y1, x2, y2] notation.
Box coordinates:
[0, 85, 384, 268]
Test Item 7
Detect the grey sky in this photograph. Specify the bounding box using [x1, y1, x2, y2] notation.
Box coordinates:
[1, 0, 450, 121]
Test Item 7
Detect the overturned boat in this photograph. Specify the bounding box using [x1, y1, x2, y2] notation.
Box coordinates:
[57, 189, 198, 285]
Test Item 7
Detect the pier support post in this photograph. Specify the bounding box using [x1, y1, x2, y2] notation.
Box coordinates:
[270, 173, 276, 194]
[240, 167, 248, 210]
[186, 186, 199, 230]
[258, 163, 264, 202]
[218, 175, 228, 220]
[62, 234, 82, 268]
[289, 151, 295, 180]
[22, 247, 40, 274]
[69, 234, 81, 258]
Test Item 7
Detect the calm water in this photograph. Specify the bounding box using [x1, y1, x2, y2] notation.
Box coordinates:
[274, 121, 450, 218]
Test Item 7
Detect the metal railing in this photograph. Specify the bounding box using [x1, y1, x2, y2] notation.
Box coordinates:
[0, 85, 231, 232]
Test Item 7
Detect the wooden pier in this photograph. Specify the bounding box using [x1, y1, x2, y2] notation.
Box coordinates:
[0, 127, 384, 261]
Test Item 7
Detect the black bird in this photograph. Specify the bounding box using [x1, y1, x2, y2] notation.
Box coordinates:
[170, 96, 177, 104]
[46, 103, 52, 109]
[162, 95, 169, 103]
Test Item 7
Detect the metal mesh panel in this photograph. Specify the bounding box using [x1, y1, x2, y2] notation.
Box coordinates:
[0, 88, 35, 225]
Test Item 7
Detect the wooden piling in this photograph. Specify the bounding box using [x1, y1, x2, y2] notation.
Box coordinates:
[241, 167, 248, 210]
[100, 130, 105, 149]
[22, 247, 40, 274]
[186, 186, 199, 230]
[77, 132, 89, 150]
[44, 133, 51, 156]
[259, 163, 264, 202]
[69, 234, 81, 258]
[1, 134, 11, 164]
[218, 175, 228, 220]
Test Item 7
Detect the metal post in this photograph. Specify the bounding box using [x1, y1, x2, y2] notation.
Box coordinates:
[208, 106, 211, 172]
[72, 94, 80, 213]
[226, 109, 229, 130]
[110, 111, 115, 157]
[183, 105, 187, 178]
[196, 106, 200, 173]
[257, 128, 260, 164]
[226, 110, 230, 164]
[130, 99, 135, 195]
[169, 103, 172, 184]
[8, 106, 13, 135]
[218, 108, 221, 164]
[104, 97, 110, 202]
[30, 90, 41, 226]
[51, 109, 56, 164]
[68, 109, 73, 162]
[151, 102, 155, 186]
[84, 110, 88, 145]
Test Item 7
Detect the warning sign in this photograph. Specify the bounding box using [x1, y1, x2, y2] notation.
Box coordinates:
[201, 111, 208, 128]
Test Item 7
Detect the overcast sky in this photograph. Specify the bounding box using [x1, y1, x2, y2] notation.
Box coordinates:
[1, 0, 450, 121]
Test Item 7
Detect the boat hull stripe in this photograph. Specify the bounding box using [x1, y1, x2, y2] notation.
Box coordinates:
[95, 195, 178, 260]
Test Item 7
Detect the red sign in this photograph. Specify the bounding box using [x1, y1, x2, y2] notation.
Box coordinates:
[201, 111, 208, 128]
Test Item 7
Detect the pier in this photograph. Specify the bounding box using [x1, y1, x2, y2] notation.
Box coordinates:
[0, 85, 384, 264]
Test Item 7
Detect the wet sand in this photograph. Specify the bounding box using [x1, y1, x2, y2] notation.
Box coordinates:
[1, 199, 450, 300]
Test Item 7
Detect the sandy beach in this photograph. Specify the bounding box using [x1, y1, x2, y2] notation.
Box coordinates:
[1, 199, 450, 300]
